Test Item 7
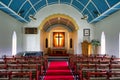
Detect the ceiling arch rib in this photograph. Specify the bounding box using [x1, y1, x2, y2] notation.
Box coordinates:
[17, 1, 27, 14]
[0, 1, 28, 23]
[24, 0, 46, 19]
[81, 0, 91, 13]
[70, 0, 73, 5]
[90, 1, 101, 15]
[72, 0, 84, 12]
[0, 0, 120, 23]
[45, 0, 48, 6]
[105, 0, 111, 8]
[71, 0, 94, 21]
[8, 0, 13, 7]
[58, 0, 60, 4]
[89, 2, 120, 23]
[27, 0, 37, 13]
[70, 0, 97, 21]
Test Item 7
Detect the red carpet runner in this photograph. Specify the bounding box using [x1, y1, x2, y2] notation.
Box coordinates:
[44, 61, 74, 80]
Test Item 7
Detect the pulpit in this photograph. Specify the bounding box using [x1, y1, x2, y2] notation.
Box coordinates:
[81, 40, 92, 56]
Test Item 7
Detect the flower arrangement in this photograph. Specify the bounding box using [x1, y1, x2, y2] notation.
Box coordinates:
[91, 39, 100, 54]
[91, 39, 100, 46]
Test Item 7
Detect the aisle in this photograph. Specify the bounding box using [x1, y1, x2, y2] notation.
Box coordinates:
[44, 61, 74, 80]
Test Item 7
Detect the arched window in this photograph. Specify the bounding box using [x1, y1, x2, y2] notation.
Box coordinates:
[12, 31, 17, 56]
[46, 38, 48, 48]
[119, 32, 120, 58]
[70, 38, 72, 48]
[101, 32, 105, 55]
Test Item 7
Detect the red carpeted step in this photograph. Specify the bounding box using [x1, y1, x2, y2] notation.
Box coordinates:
[44, 75, 74, 80]
[46, 70, 72, 75]
[48, 67, 69, 70]
[44, 61, 74, 80]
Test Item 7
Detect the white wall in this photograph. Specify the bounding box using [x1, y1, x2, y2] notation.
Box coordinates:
[23, 32, 40, 51]
[0, 11, 24, 57]
[94, 10, 120, 57]
[24, 4, 95, 54]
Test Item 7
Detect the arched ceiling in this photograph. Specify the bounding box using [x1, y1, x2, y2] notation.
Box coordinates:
[43, 17, 75, 32]
[39, 14, 79, 32]
[0, 0, 120, 23]
[43, 17, 75, 31]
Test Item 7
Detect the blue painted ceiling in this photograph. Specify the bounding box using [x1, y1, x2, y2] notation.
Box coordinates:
[0, 0, 120, 23]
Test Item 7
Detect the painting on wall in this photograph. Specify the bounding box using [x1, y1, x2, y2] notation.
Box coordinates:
[83, 29, 90, 36]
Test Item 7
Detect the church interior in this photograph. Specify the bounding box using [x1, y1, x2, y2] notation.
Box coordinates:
[0, 0, 120, 80]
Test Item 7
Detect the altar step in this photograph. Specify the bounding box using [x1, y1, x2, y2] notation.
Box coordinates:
[48, 56, 69, 61]
[48, 53, 69, 56]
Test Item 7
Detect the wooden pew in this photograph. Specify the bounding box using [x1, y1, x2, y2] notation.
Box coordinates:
[70, 54, 120, 80]
[109, 64, 120, 72]
[11, 71, 32, 80]
[110, 58, 120, 64]
[76, 58, 110, 80]
[108, 72, 120, 80]
[96, 64, 109, 71]
[77, 64, 97, 79]
[0, 72, 11, 80]
[86, 71, 108, 80]
[7, 64, 43, 80]
[0, 55, 47, 80]
[0, 64, 8, 72]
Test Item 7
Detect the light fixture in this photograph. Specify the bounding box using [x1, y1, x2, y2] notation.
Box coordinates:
[93, 10, 100, 16]
[29, 15, 37, 20]
[18, 10, 24, 16]
[81, 15, 88, 20]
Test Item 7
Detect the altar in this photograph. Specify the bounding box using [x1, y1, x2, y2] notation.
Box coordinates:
[52, 48, 66, 54]
[49, 47, 67, 56]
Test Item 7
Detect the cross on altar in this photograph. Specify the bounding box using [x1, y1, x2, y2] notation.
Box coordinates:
[55, 34, 63, 47]
[55, 35, 63, 38]
[53, 32, 65, 47]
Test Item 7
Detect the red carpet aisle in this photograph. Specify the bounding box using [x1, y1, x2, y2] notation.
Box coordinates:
[44, 61, 74, 80]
